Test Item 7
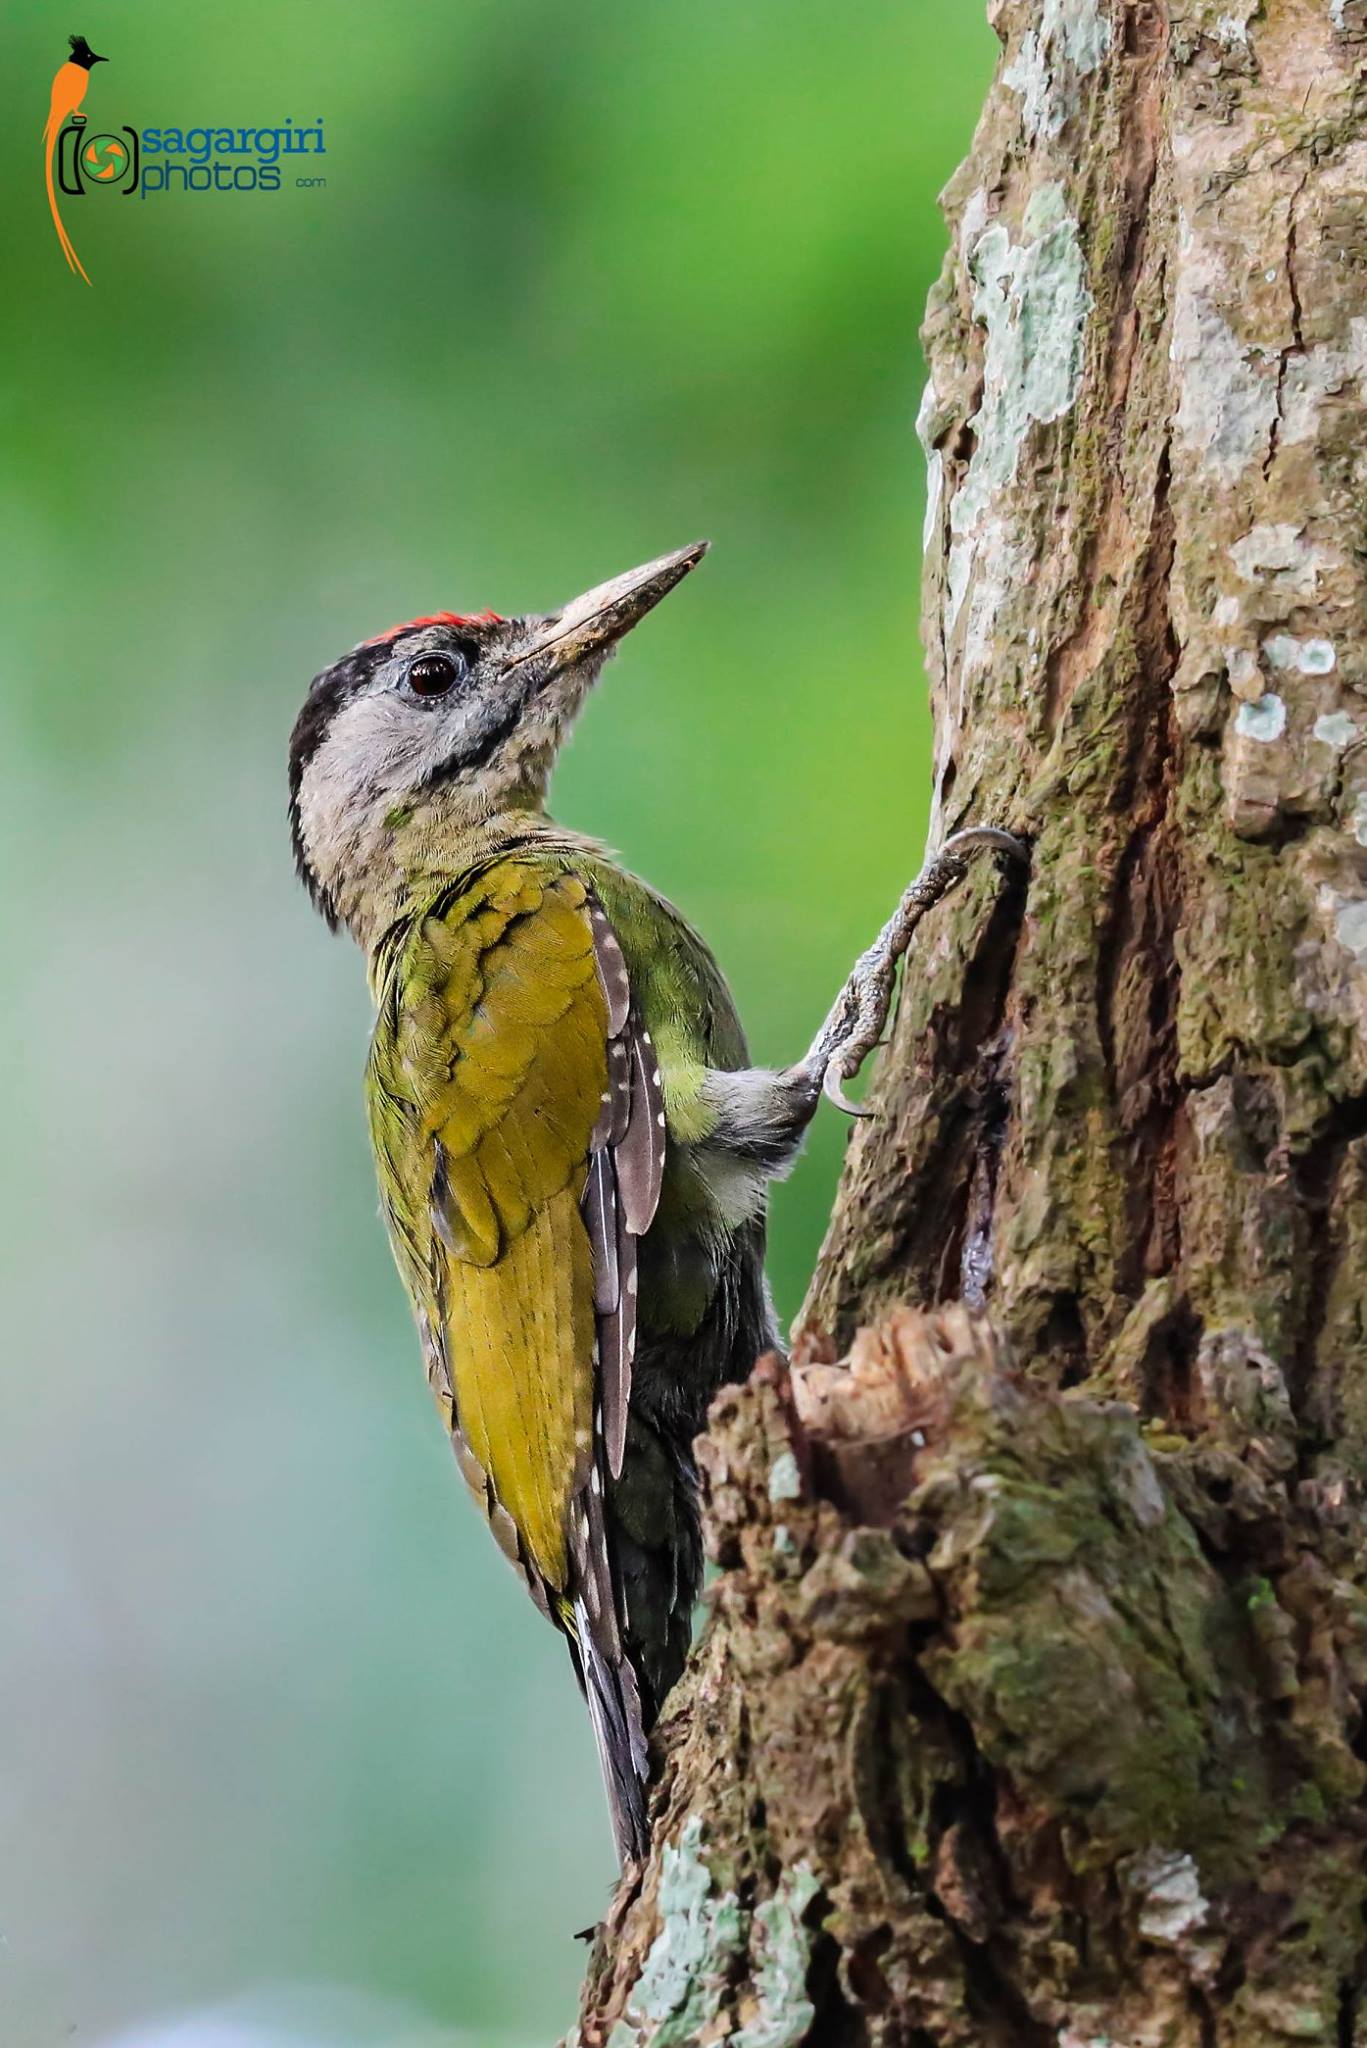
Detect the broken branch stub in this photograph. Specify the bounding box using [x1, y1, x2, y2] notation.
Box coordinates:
[574, 1305, 1367, 2047]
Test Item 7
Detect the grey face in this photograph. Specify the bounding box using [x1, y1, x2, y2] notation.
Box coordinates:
[288, 542, 708, 930]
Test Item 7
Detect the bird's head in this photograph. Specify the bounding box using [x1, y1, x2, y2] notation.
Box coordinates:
[68, 36, 107, 68]
[289, 540, 708, 932]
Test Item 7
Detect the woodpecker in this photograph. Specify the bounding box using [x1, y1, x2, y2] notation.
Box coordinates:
[289, 542, 1022, 1864]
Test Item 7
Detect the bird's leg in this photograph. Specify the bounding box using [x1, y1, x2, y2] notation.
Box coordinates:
[790, 827, 1028, 1117]
[690, 829, 1027, 1204]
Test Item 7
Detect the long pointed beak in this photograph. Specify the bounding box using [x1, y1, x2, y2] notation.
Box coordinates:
[508, 541, 709, 676]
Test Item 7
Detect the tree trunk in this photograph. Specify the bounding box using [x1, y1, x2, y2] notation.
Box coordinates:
[572, 2, 1367, 2041]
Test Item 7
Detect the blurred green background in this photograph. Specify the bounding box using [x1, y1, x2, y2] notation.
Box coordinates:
[3, 5, 992, 2044]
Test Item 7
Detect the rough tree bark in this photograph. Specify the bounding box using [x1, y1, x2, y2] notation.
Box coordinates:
[572, 2, 1367, 2041]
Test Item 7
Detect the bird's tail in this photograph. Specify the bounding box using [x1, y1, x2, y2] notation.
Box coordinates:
[571, 1595, 650, 1866]
[44, 122, 91, 285]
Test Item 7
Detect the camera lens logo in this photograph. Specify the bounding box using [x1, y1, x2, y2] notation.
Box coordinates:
[80, 133, 128, 182]
[54, 118, 140, 217]
[58, 124, 139, 196]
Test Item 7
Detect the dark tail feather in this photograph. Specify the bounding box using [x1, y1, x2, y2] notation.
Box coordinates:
[573, 1597, 650, 1866]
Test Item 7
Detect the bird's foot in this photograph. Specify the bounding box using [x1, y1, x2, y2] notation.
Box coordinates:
[800, 826, 1028, 1117]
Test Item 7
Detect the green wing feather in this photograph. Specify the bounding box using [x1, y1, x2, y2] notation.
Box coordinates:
[366, 859, 608, 1593]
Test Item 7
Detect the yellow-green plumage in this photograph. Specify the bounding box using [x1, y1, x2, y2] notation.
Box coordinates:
[367, 862, 607, 1594]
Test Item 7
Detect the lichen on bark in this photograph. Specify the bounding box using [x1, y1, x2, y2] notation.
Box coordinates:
[574, 1310, 1367, 2043]
[572, 3, 1367, 2041]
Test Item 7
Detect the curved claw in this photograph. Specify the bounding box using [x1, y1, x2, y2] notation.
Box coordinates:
[806, 824, 1026, 1126]
[939, 825, 1029, 863]
[823, 1061, 875, 1118]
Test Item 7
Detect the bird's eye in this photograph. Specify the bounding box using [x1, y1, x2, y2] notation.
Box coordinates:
[406, 651, 466, 698]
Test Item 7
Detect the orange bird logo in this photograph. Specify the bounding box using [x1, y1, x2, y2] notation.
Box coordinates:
[44, 33, 107, 285]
